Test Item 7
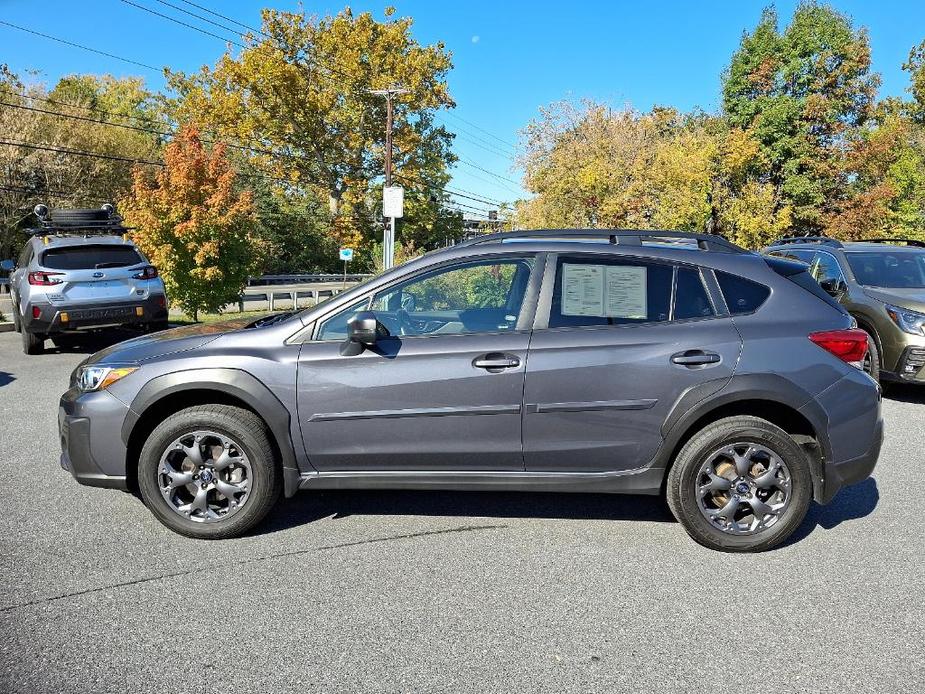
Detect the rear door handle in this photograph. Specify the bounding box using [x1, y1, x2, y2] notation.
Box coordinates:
[671, 350, 721, 366]
[473, 353, 521, 371]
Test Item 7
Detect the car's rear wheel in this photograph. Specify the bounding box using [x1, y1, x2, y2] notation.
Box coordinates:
[22, 327, 44, 355]
[11, 302, 21, 332]
[860, 329, 881, 383]
[137, 405, 282, 539]
[667, 416, 812, 552]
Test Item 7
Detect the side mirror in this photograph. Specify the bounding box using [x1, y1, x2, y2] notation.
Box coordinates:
[819, 278, 846, 297]
[0, 259, 14, 272]
[340, 311, 386, 356]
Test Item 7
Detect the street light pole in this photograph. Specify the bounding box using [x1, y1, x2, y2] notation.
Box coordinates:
[369, 86, 408, 270]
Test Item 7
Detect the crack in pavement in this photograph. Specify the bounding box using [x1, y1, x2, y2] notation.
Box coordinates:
[0, 523, 506, 613]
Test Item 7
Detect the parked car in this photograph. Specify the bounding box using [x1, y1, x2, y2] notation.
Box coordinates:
[763, 236, 925, 387]
[58, 229, 882, 552]
[2, 204, 169, 355]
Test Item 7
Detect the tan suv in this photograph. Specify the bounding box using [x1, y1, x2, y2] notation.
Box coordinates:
[764, 237, 925, 387]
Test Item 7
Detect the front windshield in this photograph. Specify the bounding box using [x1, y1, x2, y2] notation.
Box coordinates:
[845, 250, 925, 289]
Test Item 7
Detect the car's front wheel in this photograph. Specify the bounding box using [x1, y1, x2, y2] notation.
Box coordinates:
[666, 416, 812, 552]
[137, 404, 282, 539]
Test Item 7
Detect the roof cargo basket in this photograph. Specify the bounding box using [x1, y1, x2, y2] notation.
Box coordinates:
[25, 203, 131, 237]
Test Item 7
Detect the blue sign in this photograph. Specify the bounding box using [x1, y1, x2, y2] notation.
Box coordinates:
[339, 248, 354, 262]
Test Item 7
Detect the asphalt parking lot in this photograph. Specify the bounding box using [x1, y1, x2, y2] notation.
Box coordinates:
[1, 329, 923, 693]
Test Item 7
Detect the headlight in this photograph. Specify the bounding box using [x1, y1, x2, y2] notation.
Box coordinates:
[75, 365, 138, 392]
[886, 305, 925, 337]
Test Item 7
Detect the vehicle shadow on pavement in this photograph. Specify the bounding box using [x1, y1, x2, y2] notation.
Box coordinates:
[259, 489, 675, 535]
[782, 477, 880, 548]
[0, 370, 15, 388]
[883, 384, 925, 404]
[45, 330, 141, 355]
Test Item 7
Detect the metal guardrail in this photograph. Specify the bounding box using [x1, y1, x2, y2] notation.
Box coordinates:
[238, 279, 367, 311]
[247, 273, 372, 286]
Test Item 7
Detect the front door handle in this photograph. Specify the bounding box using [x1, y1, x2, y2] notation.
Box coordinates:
[473, 353, 521, 372]
[671, 350, 721, 366]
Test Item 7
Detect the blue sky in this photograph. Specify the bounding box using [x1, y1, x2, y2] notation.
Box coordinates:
[3, 0, 924, 214]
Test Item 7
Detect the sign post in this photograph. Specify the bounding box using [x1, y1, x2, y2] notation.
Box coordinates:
[382, 186, 404, 270]
[339, 248, 354, 289]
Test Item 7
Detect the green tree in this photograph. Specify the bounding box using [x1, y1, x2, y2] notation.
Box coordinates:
[167, 6, 456, 253]
[120, 125, 261, 320]
[722, 2, 879, 233]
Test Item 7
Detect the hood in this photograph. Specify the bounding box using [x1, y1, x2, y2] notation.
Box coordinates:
[862, 287, 925, 314]
[86, 315, 266, 365]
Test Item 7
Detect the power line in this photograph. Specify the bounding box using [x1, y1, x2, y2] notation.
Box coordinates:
[455, 156, 521, 189]
[119, 0, 246, 49]
[3, 98, 513, 209]
[442, 111, 517, 149]
[0, 139, 164, 166]
[0, 20, 161, 72]
[3, 15, 513, 209]
[152, 0, 254, 39]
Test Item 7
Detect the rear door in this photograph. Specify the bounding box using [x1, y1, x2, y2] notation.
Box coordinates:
[39, 244, 151, 306]
[523, 253, 741, 473]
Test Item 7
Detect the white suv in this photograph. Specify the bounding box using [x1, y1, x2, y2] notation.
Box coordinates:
[2, 204, 168, 354]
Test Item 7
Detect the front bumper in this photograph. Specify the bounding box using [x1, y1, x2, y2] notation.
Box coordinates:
[882, 345, 925, 384]
[25, 295, 167, 335]
[59, 387, 131, 490]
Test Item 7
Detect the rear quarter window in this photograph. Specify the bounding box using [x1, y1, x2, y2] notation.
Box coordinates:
[716, 271, 770, 315]
[41, 245, 143, 270]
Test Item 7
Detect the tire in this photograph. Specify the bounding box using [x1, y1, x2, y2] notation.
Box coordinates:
[860, 329, 881, 383]
[666, 416, 813, 553]
[11, 301, 21, 333]
[137, 405, 282, 539]
[22, 327, 44, 355]
[144, 320, 170, 333]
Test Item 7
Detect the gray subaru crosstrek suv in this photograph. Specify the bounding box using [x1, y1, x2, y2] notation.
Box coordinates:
[59, 230, 883, 552]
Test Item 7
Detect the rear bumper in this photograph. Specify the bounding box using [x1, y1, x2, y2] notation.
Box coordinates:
[801, 369, 884, 504]
[24, 295, 167, 334]
[59, 388, 130, 490]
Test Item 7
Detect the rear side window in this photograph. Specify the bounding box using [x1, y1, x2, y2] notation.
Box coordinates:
[41, 245, 143, 270]
[674, 268, 714, 320]
[549, 256, 673, 328]
[716, 271, 770, 315]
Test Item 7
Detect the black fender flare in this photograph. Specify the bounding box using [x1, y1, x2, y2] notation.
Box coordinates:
[654, 373, 831, 501]
[122, 368, 303, 496]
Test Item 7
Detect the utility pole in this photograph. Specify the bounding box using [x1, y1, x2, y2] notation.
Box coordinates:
[369, 86, 408, 270]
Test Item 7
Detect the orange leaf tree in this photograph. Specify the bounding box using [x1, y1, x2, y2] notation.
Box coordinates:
[120, 126, 260, 320]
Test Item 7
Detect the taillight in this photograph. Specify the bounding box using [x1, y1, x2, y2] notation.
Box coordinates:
[809, 329, 868, 366]
[28, 271, 64, 286]
[133, 266, 158, 280]
[154, 294, 167, 308]
[32, 306, 41, 319]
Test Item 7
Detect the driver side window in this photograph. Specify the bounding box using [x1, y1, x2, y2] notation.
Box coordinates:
[372, 257, 534, 336]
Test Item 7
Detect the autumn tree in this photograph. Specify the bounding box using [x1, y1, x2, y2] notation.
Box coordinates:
[120, 125, 260, 320]
[166, 6, 457, 254]
[0, 66, 163, 258]
[722, 3, 879, 233]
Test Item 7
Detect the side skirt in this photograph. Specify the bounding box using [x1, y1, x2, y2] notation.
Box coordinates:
[297, 466, 666, 495]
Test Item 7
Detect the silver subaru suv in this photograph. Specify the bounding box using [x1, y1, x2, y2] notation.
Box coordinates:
[2, 204, 169, 355]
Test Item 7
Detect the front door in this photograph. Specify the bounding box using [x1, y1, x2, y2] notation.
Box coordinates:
[523, 253, 741, 472]
[297, 255, 539, 472]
